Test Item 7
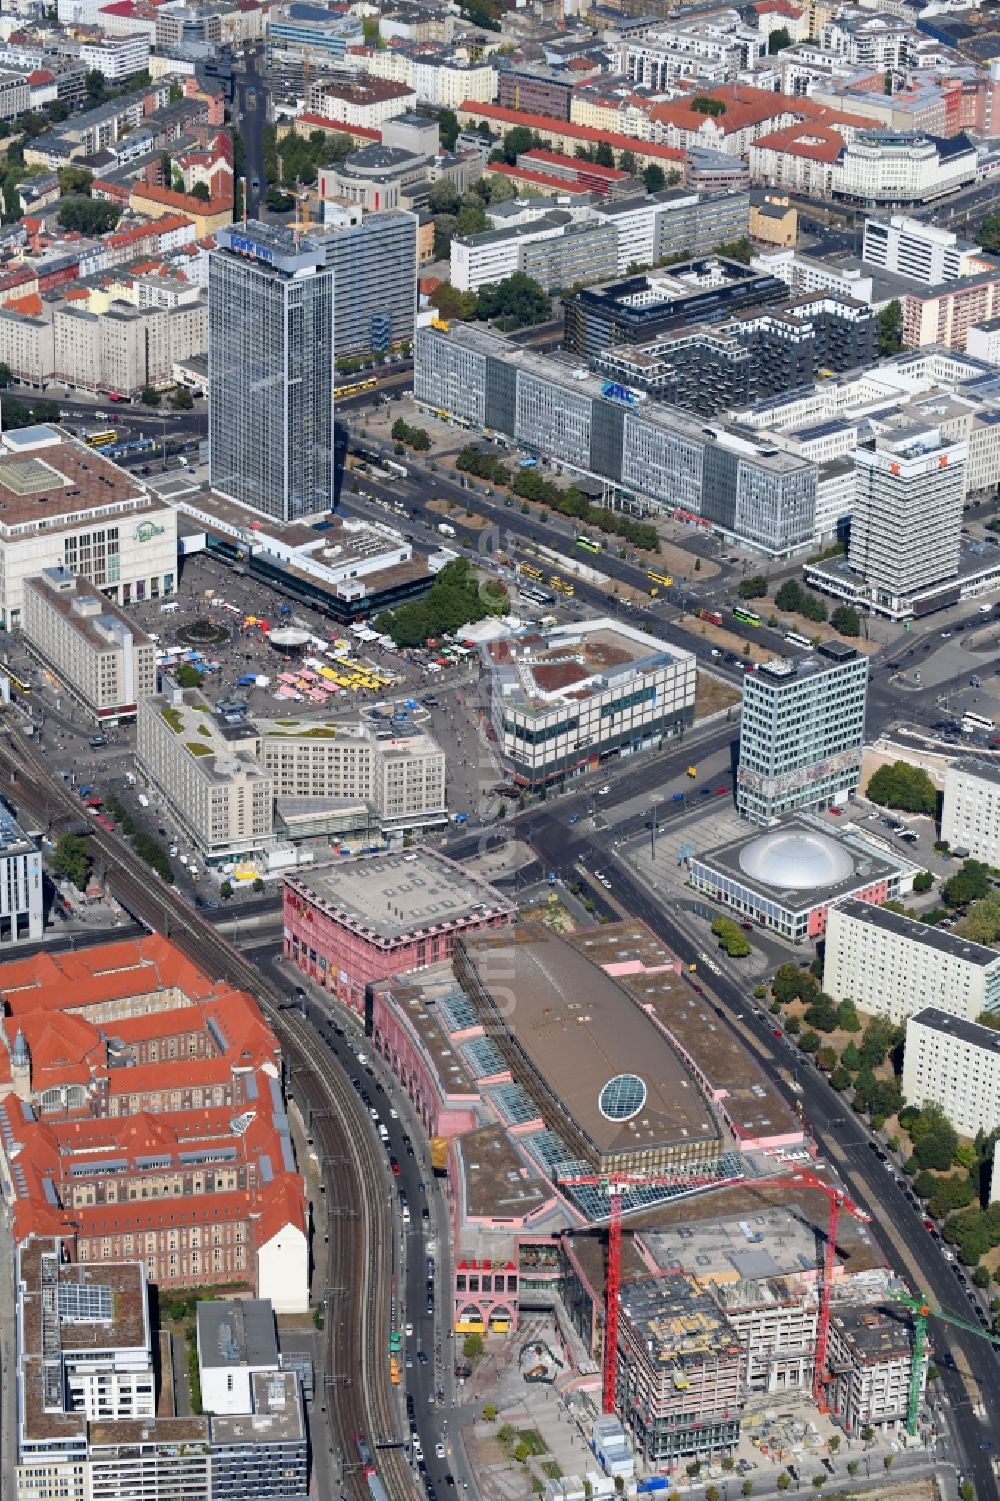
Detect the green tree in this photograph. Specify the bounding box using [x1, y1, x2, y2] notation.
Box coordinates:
[739, 575, 768, 599]
[837, 998, 861, 1032]
[189, 180, 211, 202]
[140, 385, 160, 407]
[173, 663, 202, 688]
[943, 859, 991, 909]
[31, 399, 59, 423]
[981, 212, 1000, 254]
[914, 1116, 959, 1172]
[85, 67, 107, 102]
[56, 199, 122, 234]
[775, 579, 803, 612]
[768, 24, 791, 51]
[711, 916, 751, 957]
[959, 1484, 975, 1501]
[0, 362, 10, 388]
[831, 604, 861, 636]
[463, 1331, 484, 1358]
[829, 1065, 851, 1091]
[501, 125, 540, 164]
[841, 1040, 861, 1070]
[438, 107, 459, 150]
[57, 165, 94, 196]
[220, 879, 233, 900]
[799, 1029, 821, 1054]
[482, 1403, 498, 1420]
[169, 385, 193, 410]
[804, 993, 839, 1032]
[741, 1483, 754, 1497]
[428, 178, 461, 215]
[777, 1476, 791, 1493]
[866, 760, 937, 815]
[455, 193, 489, 236]
[595, 140, 615, 169]
[878, 298, 903, 356]
[772, 962, 814, 1005]
[642, 163, 665, 194]
[429, 282, 478, 321]
[476, 271, 550, 329]
[913, 870, 934, 893]
[52, 833, 91, 891]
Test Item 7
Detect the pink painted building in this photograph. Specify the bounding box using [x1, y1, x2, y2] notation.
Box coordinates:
[283, 849, 514, 1014]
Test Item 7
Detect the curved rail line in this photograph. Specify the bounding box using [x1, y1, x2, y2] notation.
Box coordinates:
[0, 725, 413, 1501]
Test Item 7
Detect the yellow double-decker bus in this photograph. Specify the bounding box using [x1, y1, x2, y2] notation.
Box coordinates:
[86, 430, 117, 448]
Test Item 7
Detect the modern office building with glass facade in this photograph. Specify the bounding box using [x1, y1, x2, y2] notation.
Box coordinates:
[414, 322, 817, 556]
[209, 221, 335, 523]
[736, 643, 869, 825]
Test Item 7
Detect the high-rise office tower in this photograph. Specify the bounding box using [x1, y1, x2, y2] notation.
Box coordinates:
[209, 221, 335, 523]
[316, 209, 417, 360]
[736, 643, 868, 825]
[848, 423, 966, 618]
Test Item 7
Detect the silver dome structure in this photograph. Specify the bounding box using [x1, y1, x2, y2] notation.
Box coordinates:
[738, 828, 854, 890]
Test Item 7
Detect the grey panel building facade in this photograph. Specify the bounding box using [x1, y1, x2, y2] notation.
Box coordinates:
[317, 210, 417, 358]
[415, 323, 817, 556]
[209, 221, 335, 523]
[520, 220, 619, 294]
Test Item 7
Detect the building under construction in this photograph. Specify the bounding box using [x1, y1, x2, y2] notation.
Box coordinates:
[827, 1304, 922, 1435]
[617, 1274, 746, 1464]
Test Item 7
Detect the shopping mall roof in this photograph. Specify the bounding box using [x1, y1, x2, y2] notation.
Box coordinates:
[458, 924, 719, 1166]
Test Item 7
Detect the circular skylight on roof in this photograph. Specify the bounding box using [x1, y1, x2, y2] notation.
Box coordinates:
[599, 1073, 647, 1122]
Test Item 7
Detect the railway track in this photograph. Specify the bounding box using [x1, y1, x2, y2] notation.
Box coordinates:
[0, 725, 413, 1501]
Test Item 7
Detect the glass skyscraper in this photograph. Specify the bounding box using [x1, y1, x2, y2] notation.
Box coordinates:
[209, 221, 335, 523]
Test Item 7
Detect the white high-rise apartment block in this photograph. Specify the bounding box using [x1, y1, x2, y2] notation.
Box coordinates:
[736, 643, 868, 826]
[903, 1007, 1000, 1137]
[824, 897, 1000, 1025]
[848, 422, 965, 619]
[941, 758, 1000, 867]
[862, 215, 979, 285]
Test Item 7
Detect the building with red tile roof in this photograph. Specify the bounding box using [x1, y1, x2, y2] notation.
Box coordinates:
[454, 101, 685, 172]
[0, 936, 307, 1310]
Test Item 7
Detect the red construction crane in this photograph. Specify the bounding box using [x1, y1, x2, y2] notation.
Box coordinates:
[558, 1167, 871, 1416]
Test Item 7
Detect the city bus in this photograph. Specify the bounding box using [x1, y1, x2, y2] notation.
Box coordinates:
[962, 711, 995, 736]
[519, 563, 544, 582]
[86, 430, 118, 449]
[733, 606, 762, 627]
[785, 632, 814, 650]
[647, 569, 673, 589]
[550, 575, 575, 597]
[335, 376, 378, 399]
[3, 669, 31, 694]
[576, 535, 601, 554]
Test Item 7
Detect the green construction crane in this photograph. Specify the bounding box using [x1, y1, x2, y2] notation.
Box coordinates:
[889, 1289, 1000, 1436]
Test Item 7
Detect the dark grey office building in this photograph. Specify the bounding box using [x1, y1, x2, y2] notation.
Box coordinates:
[563, 258, 790, 360]
[209, 221, 335, 523]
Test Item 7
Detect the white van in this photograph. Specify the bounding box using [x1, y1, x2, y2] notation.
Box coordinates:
[160, 601, 179, 614]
